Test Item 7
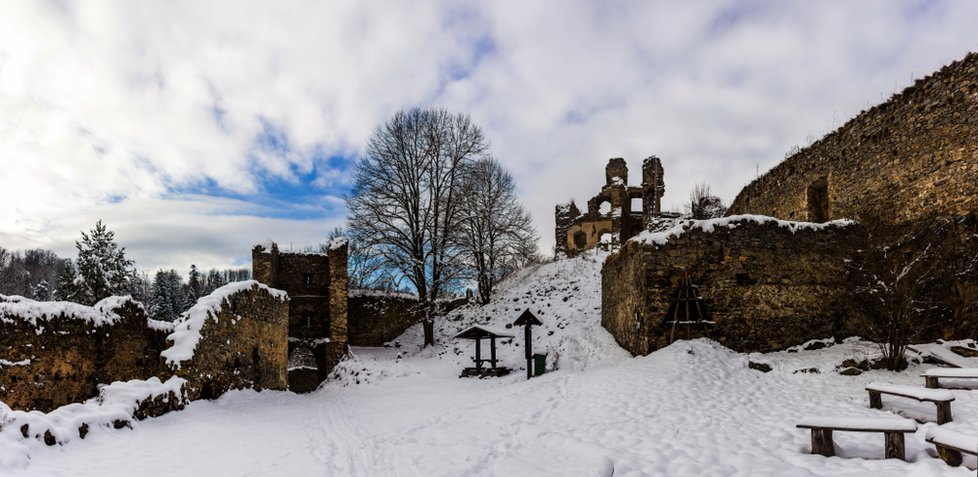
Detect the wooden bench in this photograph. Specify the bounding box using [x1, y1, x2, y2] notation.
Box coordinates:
[797, 417, 917, 460]
[922, 368, 978, 389]
[866, 382, 955, 424]
[926, 427, 978, 468]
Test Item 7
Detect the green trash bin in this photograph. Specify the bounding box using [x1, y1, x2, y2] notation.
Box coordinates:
[533, 353, 547, 376]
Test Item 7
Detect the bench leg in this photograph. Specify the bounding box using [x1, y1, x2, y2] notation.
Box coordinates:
[868, 390, 882, 409]
[925, 376, 939, 389]
[936, 402, 953, 425]
[884, 432, 905, 460]
[936, 444, 963, 467]
[811, 429, 835, 457]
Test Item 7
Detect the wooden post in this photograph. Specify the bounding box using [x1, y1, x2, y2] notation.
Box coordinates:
[884, 432, 905, 460]
[524, 322, 532, 380]
[490, 337, 497, 369]
[811, 429, 834, 457]
[936, 402, 952, 425]
[475, 338, 482, 372]
[936, 444, 963, 467]
[925, 376, 939, 389]
[868, 390, 883, 409]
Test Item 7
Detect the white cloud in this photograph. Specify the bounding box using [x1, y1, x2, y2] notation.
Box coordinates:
[1, 0, 977, 268]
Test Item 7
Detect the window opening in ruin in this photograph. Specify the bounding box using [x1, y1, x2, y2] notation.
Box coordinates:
[631, 198, 643, 214]
[252, 347, 260, 368]
[806, 177, 829, 223]
[303, 312, 312, 328]
[599, 201, 612, 215]
[573, 231, 587, 249]
[201, 383, 215, 400]
[303, 273, 312, 285]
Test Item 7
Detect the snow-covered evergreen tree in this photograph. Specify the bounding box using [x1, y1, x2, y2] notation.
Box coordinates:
[187, 264, 202, 306]
[74, 220, 135, 305]
[30, 280, 52, 301]
[54, 262, 79, 302]
[149, 269, 186, 322]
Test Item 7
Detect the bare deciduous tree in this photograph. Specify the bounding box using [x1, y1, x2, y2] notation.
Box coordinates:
[347, 108, 487, 346]
[457, 158, 540, 304]
[850, 213, 978, 370]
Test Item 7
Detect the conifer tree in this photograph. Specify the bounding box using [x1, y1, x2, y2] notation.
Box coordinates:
[30, 280, 52, 301]
[149, 269, 186, 322]
[54, 262, 79, 302]
[74, 220, 135, 305]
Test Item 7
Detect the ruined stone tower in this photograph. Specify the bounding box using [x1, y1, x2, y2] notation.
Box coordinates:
[252, 241, 348, 392]
[555, 156, 670, 257]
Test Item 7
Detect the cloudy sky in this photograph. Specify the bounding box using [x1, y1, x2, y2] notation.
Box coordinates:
[1, 0, 977, 273]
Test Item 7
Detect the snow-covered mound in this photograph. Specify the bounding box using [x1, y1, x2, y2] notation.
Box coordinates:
[0, 376, 186, 469]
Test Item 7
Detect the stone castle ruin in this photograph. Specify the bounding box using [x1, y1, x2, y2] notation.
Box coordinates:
[555, 156, 666, 257]
[252, 242, 348, 393]
[602, 52, 978, 355]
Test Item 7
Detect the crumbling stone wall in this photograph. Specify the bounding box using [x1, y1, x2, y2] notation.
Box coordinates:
[348, 294, 422, 346]
[602, 217, 865, 355]
[0, 297, 170, 412]
[728, 52, 978, 225]
[165, 283, 289, 401]
[555, 156, 667, 257]
[252, 240, 349, 390]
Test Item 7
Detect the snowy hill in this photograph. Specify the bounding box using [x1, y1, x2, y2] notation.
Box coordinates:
[2, 251, 977, 476]
[330, 249, 629, 386]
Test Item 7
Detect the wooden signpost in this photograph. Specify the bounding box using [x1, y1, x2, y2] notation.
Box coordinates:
[513, 309, 543, 380]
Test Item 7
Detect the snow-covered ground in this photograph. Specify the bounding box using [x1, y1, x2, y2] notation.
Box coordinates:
[3, 251, 977, 476]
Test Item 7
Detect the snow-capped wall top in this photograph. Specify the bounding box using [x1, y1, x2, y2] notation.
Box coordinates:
[328, 236, 348, 250]
[630, 214, 855, 247]
[161, 280, 287, 368]
[0, 294, 124, 328]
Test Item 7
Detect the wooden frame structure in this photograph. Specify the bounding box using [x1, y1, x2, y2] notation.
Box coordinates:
[454, 325, 514, 378]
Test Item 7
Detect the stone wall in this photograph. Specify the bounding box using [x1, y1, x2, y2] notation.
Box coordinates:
[0, 296, 170, 412]
[163, 281, 289, 401]
[602, 217, 865, 355]
[728, 52, 978, 225]
[348, 294, 422, 346]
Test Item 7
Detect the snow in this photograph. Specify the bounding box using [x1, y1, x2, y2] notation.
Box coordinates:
[797, 416, 918, 432]
[0, 294, 122, 328]
[926, 427, 978, 454]
[454, 324, 516, 339]
[922, 368, 978, 378]
[912, 343, 978, 368]
[329, 236, 348, 250]
[0, 358, 30, 368]
[865, 382, 956, 401]
[160, 280, 287, 368]
[631, 214, 855, 247]
[0, 376, 186, 469]
[2, 251, 976, 476]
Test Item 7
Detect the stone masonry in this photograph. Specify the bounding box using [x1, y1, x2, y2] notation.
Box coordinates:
[728, 52, 978, 225]
[252, 241, 348, 392]
[555, 156, 667, 257]
[602, 217, 865, 355]
[0, 297, 170, 412]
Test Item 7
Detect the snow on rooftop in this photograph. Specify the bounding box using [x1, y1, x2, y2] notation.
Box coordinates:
[161, 280, 287, 368]
[630, 214, 856, 247]
[0, 294, 123, 329]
